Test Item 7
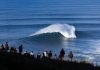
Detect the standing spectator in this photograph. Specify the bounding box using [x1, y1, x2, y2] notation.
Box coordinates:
[30, 51, 34, 58]
[4, 42, 9, 51]
[37, 52, 41, 59]
[54, 54, 57, 59]
[1, 44, 4, 50]
[48, 51, 52, 59]
[43, 51, 47, 57]
[30, 51, 34, 56]
[18, 45, 23, 53]
[59, 48, 65, 60]
[68, 51, 73, 61]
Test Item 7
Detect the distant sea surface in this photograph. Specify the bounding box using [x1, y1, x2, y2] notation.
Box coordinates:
[0, 0, 100, 65]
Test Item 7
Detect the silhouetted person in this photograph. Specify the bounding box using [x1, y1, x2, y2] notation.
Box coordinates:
[1, 44, 4, 50]
[54, 54, 57, 59]
[37, 52, 41, 59]
[59, 48, 65, 60]
[42, 52, 46, 59]
[10, 47, 17, 53]
[68, 51, 73, 61]
[48, 51, 52, 59]
[30, 51, 34, 58]
[5, 42, 9, 51]
[18, 45, 23, 53]
[43, 51, 47, 58]
[30, 51, 34, 56]
[10, 47, 14, 53]
[14, 48, 17, 53]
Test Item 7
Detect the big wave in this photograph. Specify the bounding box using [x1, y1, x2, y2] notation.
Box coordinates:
[30, 23, 76, 40]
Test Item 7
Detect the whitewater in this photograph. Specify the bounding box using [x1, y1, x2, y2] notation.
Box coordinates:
[30, 24, 76, 39]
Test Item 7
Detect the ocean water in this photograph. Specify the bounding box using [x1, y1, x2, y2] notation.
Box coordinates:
[0, 0, 100, 65]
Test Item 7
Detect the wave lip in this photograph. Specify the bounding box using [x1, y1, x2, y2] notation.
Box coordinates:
[30, 23, 76, 40]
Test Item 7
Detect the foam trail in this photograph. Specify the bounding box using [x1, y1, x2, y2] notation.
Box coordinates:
[30, 23, 76, 39]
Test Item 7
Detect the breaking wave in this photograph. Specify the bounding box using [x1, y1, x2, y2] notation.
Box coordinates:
[30, 23, 76, 40]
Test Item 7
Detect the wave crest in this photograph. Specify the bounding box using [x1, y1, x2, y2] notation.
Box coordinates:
[30, 23, 76, 40]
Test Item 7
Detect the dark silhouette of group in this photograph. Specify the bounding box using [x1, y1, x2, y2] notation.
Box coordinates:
[0, 42, 74, 61]
[1, 42, 9, 52]
[0, 42, 23, 54]
[59, 48, 73, 61]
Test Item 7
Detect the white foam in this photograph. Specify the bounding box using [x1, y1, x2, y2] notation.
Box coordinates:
[30, 23, 76, 39]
